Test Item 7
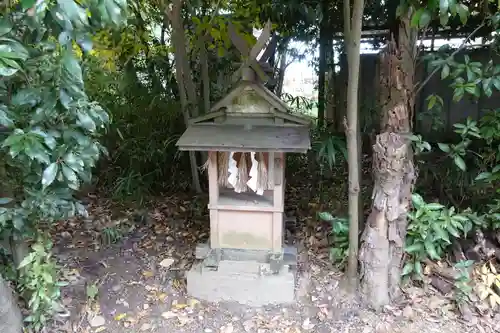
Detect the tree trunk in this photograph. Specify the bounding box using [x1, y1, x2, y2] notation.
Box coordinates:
[325, 60, 335, 125]
[166, 0, 202, 193]
[275, 39, 289, 97]
[200, 36, 210, 114]
[358, 13, 416, 308]
[0, 276, 23, 333]
[343, 0, 365, 291]
[317, 4, 328, 128]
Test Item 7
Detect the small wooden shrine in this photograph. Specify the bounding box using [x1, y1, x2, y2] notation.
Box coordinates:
[176, 22, 311, 305]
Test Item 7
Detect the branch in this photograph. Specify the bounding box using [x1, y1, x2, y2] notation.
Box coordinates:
[414, 21, 486, 96]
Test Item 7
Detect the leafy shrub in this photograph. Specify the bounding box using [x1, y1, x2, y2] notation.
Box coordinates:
[84, 56, 192, 199]
[17, 237, 68, 331]
[0, 1, 127, 330]
[403, 194, 480, 280]
[318, 212, 349, 266]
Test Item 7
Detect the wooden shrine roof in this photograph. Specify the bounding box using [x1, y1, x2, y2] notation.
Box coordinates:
[176, 124, 311, 153]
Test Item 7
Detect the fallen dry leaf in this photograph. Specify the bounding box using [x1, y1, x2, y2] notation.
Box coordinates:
[114, 313, 127, 321]
[140, 323, 152, 331]
[172, 303, 187, 309]
[161, 311, 177, 319]
[159, 258, 175, 268]
[89, 315, 106, 327]
[142, 271, 154, 278]
[301, 318, 315, 330]
[220, 323, 234, 333]
[188, 298, 200, 307]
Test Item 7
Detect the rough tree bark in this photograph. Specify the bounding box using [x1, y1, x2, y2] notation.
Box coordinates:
[0, 276, 23, 333]
[166, 0, 202, 193]
[358, 14, 416, 308]
[343, 0, 365, 290]
[325, 56, 335, 126]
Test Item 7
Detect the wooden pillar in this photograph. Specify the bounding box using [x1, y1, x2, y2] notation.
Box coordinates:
[271, 152, 284, 253]
[208, 152, 220, 248]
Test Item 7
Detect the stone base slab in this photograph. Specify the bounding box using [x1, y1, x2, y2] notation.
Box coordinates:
[194, 243, 297, 269]
[187, 261, 295, 306]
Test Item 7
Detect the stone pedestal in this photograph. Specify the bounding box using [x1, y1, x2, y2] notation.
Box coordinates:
[187, 245, 297, 306]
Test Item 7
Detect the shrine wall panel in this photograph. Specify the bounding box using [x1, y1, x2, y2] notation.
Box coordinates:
[217, 210, 273, 250]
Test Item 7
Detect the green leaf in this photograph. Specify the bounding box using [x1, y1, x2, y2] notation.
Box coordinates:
[318, 211, 335, 221]
[453, 87, 464, 102]
[455, 260, 474, 269]
[457, 4, 469, 25]
[77, 35, 93, 53]
[77, 112, 96, 132]
[411, 193, 425, 207]
[454, 155, 466, 171]
[401, 262, 413, 276]
[42, 272, 53, 283]
[11, 88, 41, 107]
[439, 0, 449, 13]
[405, 243, 423, 254]
[0, 106, 14, 127]
[463, 220, 472, 235]
[427, 95, 436, 110]
[57, 0, 88, 28]
[484, 86, 493, 97]
[493, 78, 500, 91]
[61, 50, 83, 89]
[446, 224, 461, 237]
[433, 226, 451, 243]
[0, 197, 12, 205]
[465, 85, 479, 96]
[0, 18, 12, 36]
[0, 61, 18, 76]
[414, 261, 423, 277]
[42, 162, 59, 188]
[0, 39, 29, 60]
[419, 10, 432, 28]
[18, 252, 35, 269]
[426, 203, 444, 210]
[12, 216, 23, 231]
[424, 240, 440, 260]
[21, 0, 36, 10]
[441, 64, 450, 79]
[438, 143, 450, 153]
[58, 31, 72, 46]
[86, 284, 99, 299]
[440, 13, 449, 26]
[62, 164, 78, 183]
[451, 215, 469, 222]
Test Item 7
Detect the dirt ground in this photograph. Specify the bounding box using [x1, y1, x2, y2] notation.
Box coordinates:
[45, 196, 499, 333]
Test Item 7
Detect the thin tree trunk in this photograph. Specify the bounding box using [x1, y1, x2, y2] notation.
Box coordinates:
[358, 12, 416, 308]
[325, 62, 335, 125]
[167, 0, 202, 193]
[200, 37, 211, 113]
[317, 4, 328, 128]
[343, 0, 365, 291]
[275, 40, 289, 97]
